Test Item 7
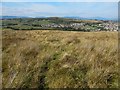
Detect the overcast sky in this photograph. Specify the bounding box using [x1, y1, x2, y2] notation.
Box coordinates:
[1, 2, 118, 19]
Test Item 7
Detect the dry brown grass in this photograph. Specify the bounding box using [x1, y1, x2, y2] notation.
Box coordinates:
[2, 29, 119, 88]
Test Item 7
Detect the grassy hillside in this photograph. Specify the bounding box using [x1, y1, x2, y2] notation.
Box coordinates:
[2, 17, 115, 31]
[2, 29, 119, 88]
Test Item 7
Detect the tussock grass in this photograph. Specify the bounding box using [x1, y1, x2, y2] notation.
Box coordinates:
[2, 29, 118, 88]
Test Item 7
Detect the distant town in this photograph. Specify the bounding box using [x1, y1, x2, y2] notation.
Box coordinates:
[1, 17, 118, 32]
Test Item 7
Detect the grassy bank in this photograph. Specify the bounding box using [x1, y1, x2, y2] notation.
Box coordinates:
[2, 29, 119, 88]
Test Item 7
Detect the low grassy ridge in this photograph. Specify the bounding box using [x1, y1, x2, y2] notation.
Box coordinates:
[2, 29, 119, 88]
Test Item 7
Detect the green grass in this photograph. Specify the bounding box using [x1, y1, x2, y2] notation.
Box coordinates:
[2, 29, 119, 88]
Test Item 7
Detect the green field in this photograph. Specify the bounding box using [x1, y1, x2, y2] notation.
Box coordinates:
[2, 29, 119, 88]
[1, 18, 109, 31]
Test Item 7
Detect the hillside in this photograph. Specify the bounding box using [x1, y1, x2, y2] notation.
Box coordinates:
[1, 17, 118, 31]
[2, 29, 119, 88]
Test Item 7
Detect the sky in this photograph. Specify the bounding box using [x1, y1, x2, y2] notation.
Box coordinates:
[1, 2, 118, 19]
[1, 0, 120, 2]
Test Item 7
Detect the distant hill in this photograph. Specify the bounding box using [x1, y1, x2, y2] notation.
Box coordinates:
[64, 16, 117, 21]
[0, 16, 29, 19]
[1, 16, 117, 21]
[64, 16, 89, 20]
